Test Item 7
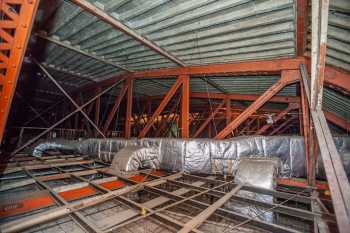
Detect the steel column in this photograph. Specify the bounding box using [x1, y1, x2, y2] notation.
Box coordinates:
[215, 70, 300, 139]
[297, 0, 308, 56]
[125, 78, 133, 138]
[181, 75, 190, 138]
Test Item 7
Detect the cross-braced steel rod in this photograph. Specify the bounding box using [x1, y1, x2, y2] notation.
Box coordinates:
[11, 79, 124, 156]
[34, 60, 105, 137]
[16, 92, 50, 127]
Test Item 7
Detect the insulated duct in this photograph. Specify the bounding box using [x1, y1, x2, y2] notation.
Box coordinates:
[31, 136, 350, 178]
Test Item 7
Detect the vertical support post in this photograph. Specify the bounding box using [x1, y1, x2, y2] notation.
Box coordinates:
[95, 87, 101, 126]
[297, 0, 308, 56]
[125, 78, 133, 138]
[181, 75, 190, 138]
[310, 0, 329, 110]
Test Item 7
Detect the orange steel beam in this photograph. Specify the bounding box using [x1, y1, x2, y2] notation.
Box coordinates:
[0, 0, 40, 143]
[324, 65, 350, 94]
[215, 70, 301, 139]
[102, 82, 128, 134]
[138, 77, 183, 138]
[80, 58, 304, 91]
[125, 78, 133, 138]
[129, 57, 304, 78]
[296, 0, 308, 56]
[146, 92, 300, 103]
[324, 111, 350, 132]
[269, 116, 298, 136]
[256, 103, 299, 135]
[193, 101, 225, 138]
[181, 75, 190, 138]
[304, 59, 350, 93]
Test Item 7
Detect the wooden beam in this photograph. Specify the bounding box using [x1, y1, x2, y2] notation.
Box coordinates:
[301, 64, 350, 232]
[215, 70, 301, 139]
[310, 0, 329, 110]
[178, 185, 242, 233]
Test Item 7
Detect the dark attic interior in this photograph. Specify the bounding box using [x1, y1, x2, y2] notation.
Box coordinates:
[0, 0, 350, 232]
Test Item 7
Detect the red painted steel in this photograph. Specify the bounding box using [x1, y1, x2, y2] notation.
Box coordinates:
[277, 178, 328, 191]
[0, 0, 40, 143]
[128, 174, 147, 183]
[269, 116, 298, 136]
[215, 70, 301, 139]
[125, 78, 133, 138]
[138, 77, 183, 138]
[0, 192, 55, 218]
[100, 180, 126, 190]
[296, 0, 308, 56]
[324, 111, 350, 131]
[181, 75, 190, 138]
[256, 103, 299, 135]
[193, 101, 225, 138]
[58, 186, 97, 201]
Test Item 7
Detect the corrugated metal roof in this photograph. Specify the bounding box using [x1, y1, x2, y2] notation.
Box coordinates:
[26, 0, 350, 126]
[324, 87, 350, 121]
[33, 0, 297, 84]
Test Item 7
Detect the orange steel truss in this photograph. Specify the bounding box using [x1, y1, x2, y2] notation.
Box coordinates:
[0, 0, 39, 140]
[215, 70, 301, 139]
[0, 0, 39, 143]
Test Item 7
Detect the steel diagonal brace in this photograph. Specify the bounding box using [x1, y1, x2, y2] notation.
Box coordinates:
[256, 102, 300, 135]
[215, 70, 301, 139]
[11, 79, 124, 156]
[34, 60, 105, 138]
